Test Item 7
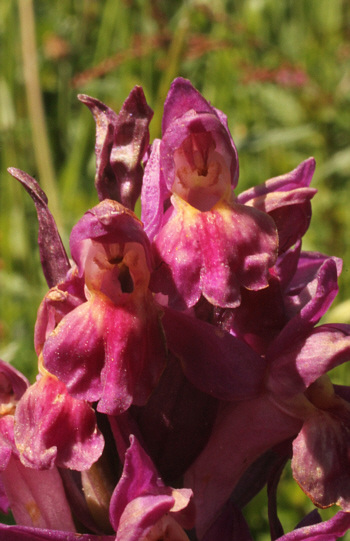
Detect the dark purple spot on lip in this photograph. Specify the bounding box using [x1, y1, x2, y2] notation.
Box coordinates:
[118, 264, 134, 294]
[108, 256, 123, 265]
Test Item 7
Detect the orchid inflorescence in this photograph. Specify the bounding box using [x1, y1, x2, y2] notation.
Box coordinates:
[2, 78, 350, 541]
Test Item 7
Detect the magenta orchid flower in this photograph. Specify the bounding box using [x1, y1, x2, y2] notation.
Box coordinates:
[14, 373, 104, 471]
[109, 435, 195, 541]
[78, 87, 153, 211]
[4, 78, 350, 541]
[39, 200, 167, 415]
[0, 360, 76, 532]
[237, 157, 317, 254]
[142, 77, 278, 310]
[34, 197, 269, 415]
[185, 253, 350, 536]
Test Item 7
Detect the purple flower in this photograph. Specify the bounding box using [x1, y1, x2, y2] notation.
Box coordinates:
[14, 373, 104, 471]
[291, 375, 350, 511]
[35, 196, 269, 417]
[237, 157, 317, 254]
[7, 168, 70, 288]
[142, 77, 278, 309]
[185, 255, 350, 536]
[79, 87, 153, 211]
[218, 246, 342, 356]
[0, 361, 76, 532]
[109, 435, 195, 541]
[5, 78, 350, 541]
[39, 200, 167, 415]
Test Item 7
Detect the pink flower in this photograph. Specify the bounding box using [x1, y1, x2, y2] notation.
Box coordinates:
[141, 78, 278, 309]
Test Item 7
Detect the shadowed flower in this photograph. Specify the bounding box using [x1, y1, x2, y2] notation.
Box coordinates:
[185, 254, 350, 536]
[109, 435, 195, 541]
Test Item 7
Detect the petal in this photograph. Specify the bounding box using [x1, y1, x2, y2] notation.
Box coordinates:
[213, 107, 239, 186]
[152, 197, 278, 309]
[43, 290, 166, 415]
[79, 87, 153, 210]
[109, 436, 161, 517]
[292, 403, 350, 510]
[114, 495, 177, 541]
[237, 159, 317, 252]
[200, 200, 278, 306]
[161, 78, 239, 187]
[162, 306, 267, 401]
[224, 276, 288, 355]
[136, 515, 191, 541]
[294, 510, 322, 529]
[0, 478, 9, 514]
[7, 168, 70, 288]
[0, 359, 29, 402]
[110, 86, 153, 210]
[333, 385, 350, 402]
[0, 416, 15, 470]
[266, 257, 339, 363]
[151, 197, 202, 309]
[276, 511, 350, 541]
[162, 77, 216, 133]
[70, 200, 152, 276]
[1, 455, 76, 531]
[58, 468, 103, 534]
[0, 421, 14, 458]
[231, 443, 291, 509]
[161, 111, 237, 194]
[286, 252, 342, 297]
[185, 395, 302, 538]
[131, 353, 218, 482]
[78, 94, 118, 200]
[110, 436, 193, 540]
[201, 501, 253, 541]
[141, 139, 170, 242]
[14, 375, 104, 471]
[98, 297, 166, 415]
[275, 241, 302, 291]
[267, 324, 350, 398]
[246, 189, 316, 252]
[34, 275, 85, 356]
[237, 158, 316, 204]
[267, 450, 289, 540]
[0, 362, 29, 470]
[42, 296, 106, 402]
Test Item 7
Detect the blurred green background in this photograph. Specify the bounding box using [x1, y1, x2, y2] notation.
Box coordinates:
[1, 0, 350, 537]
